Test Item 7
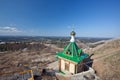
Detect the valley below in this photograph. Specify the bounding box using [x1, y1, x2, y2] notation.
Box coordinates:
[0, 37, 120, 80]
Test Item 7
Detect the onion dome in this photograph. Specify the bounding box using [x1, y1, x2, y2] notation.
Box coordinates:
[70, 31, 76, 36]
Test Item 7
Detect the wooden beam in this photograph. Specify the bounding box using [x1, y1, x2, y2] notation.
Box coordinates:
[58, 59, 61, 71]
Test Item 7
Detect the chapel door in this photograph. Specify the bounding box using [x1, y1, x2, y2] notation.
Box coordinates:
[65, 61, 69, 71]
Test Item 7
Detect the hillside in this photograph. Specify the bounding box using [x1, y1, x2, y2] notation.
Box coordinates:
[91, 38, 120, 80]
[0, 43, 62, 79]
[0, 37, 119, 80]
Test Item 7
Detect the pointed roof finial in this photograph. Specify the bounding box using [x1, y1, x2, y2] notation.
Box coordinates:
[70, 24, 76, 42]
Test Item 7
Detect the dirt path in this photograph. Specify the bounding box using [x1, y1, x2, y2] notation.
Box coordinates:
[92, 49, 120, 62]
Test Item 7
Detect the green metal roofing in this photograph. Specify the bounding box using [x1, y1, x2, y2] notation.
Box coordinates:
[56, 42, 89, 63]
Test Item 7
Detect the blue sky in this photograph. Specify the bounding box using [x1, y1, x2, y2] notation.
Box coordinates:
[0, 0, 120, 38]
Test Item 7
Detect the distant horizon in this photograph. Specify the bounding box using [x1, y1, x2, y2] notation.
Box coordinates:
[0, 35, 113, 39]
[0, 0, 120, 38]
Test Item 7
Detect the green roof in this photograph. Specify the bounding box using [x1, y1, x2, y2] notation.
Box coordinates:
[56, 42, 89, 63]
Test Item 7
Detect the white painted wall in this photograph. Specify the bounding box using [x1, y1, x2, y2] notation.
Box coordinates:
[70, 36, 75, 42]
[61, 59, 65, 71]
[69, 63, 75, 74]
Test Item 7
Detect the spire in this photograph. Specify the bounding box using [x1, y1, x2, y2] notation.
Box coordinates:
[70, 31, 76, 42]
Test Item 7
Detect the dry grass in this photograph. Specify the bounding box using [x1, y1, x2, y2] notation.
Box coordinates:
[92, 38, 120, 80]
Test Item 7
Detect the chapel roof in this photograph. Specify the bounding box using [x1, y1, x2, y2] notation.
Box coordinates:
[56, 31, 89, 63]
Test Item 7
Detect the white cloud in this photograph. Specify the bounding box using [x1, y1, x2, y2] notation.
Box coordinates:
[0, 26, 21, 33]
